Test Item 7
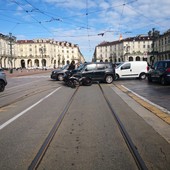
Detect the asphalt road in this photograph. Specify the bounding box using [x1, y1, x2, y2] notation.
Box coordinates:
[113, 78, 170, 112]
[0, 73, 169, 170]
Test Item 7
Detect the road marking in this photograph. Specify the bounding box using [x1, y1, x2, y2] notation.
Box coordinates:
[0, 87, 61, 130]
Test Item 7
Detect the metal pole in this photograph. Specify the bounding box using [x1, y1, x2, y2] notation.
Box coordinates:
[9, 33, 13, 68]
[41, 48, 43, 70]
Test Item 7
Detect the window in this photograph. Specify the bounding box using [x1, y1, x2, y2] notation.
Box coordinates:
[154, 62, 159, 69]
[168, 36, 170, 44]
[121, 63, 131, 70]
[97, 64, 105, 70]
[105, 64, 112, 69]
[157, 62, 164, 69]
[85, 64, 96, 71]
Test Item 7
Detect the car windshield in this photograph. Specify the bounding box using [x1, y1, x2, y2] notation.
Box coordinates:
[116, 62, 124, 68]
[76, 64, 85, 71]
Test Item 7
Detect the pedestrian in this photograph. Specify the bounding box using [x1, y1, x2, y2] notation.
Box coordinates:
[68, 61, 75, 70]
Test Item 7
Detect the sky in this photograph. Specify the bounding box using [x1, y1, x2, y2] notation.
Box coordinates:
[0, 0, 170, 62]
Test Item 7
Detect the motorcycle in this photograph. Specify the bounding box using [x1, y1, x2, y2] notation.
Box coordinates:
[63, 71, 92, 88]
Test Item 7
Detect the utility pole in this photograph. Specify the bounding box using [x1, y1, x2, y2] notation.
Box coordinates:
[7, 33, 16, 70]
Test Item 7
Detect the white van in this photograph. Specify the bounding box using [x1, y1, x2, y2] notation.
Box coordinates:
[115, 61, 149, 80]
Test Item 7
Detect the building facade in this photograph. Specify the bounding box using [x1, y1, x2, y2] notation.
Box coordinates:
[0, 36, 85, 69]
[93, 35, 153, 64]
[0, 33, 17, 68]
[94, 29, 170, 65]
[154, 29, 170, 62]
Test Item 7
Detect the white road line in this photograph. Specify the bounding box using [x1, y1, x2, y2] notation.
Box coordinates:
[0, 87, 61, 130]
[121, 85, 170, 114]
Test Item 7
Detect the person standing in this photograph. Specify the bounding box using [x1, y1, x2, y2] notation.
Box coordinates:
[68, 60, 75, 70]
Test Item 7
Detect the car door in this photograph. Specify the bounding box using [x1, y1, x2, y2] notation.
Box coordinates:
[94, 64, 106, 81]
[119, 63, 133, 78]
[81, 64, 96, 80]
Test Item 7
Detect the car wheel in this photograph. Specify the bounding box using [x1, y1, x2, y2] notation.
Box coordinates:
[57, 74, 64, 81]
[83, 77, 92, 86]
[139, 73, 146, 79]
[105, 75, 113, 84]
[160, 76, 167, 85]
[0, 81, 5, 92]
[148, 75, 152, 82]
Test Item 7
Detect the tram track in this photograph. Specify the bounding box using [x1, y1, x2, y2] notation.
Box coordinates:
[27, 84, 148, 170]
[98, 84, 147, 170]
[0, 84, 58, 109]
[28, 87, 79, 170]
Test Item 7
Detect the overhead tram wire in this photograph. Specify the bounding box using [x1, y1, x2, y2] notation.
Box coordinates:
[22, 0, 91, 33]
[10, 0, 54, 36]
[86, 0, 92, 58]
[117, 2, 126, 37]
[23, 0, 137, 35]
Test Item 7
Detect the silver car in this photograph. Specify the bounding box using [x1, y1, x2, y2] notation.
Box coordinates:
[0, 68, 7, 92]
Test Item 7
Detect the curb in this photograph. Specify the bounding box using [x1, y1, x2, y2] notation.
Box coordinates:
[114, 84, 170, 125]
[5, 70, 51, 78]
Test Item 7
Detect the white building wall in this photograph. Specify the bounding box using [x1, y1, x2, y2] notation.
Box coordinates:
[2, 39, 85, 69]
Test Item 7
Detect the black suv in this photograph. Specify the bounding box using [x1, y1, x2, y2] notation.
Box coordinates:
[147, 60, 170, 85]
[51, 64, 69, 81]
[72, 62, 115, 84]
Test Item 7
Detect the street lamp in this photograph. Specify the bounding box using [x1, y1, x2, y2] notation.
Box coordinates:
[39, 46, 46, 69]
[124, 44, 130, 61]
[148, 28, 160, 65]
[5, 33, 16, 69]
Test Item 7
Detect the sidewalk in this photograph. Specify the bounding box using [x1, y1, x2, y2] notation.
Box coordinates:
[5, 69, 52, 78]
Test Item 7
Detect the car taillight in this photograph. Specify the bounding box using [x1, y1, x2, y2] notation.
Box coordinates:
[166, 68, 170, 72]
[147, 66, 149, 71]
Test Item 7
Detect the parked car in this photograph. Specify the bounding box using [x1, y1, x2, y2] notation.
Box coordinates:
[115, 61, 149, 80]
[70, 62, 115, 84]
[51, 64, 69, 81]
[147, 60, 170, 85]
[0, 68, 7, 92]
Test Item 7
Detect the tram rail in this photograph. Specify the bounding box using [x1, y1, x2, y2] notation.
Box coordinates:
[28, 84, 148, 170]
[28, 87, 79, 170]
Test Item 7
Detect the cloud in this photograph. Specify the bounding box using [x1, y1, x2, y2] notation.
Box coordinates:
[2, 0, 169, 61]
